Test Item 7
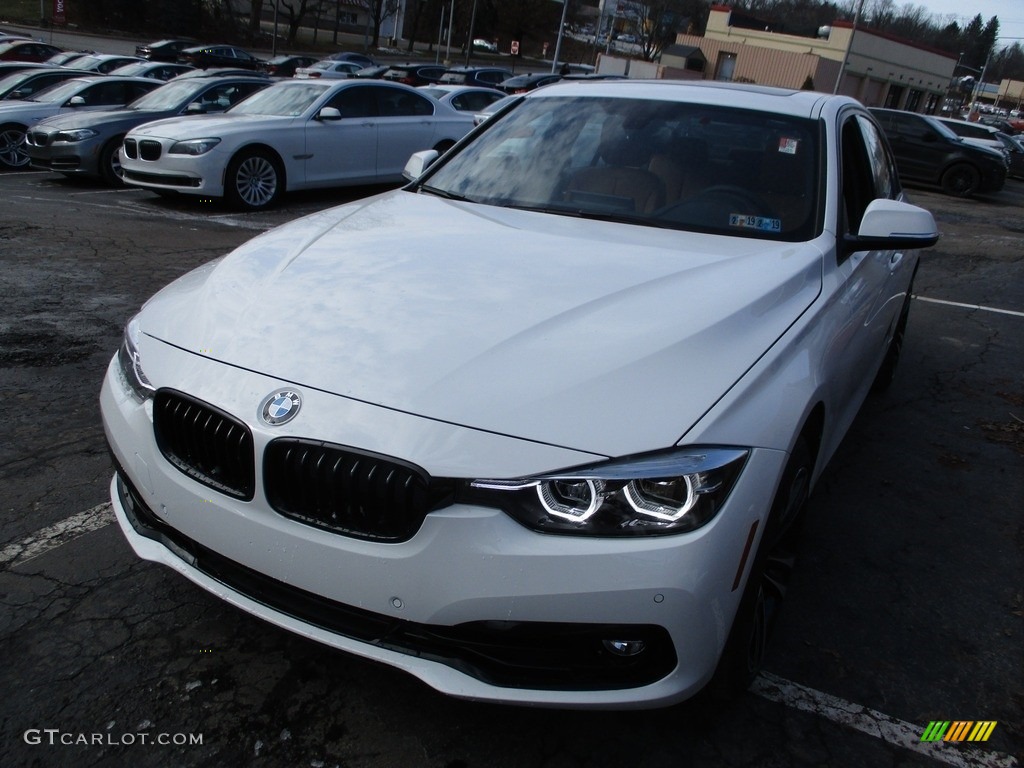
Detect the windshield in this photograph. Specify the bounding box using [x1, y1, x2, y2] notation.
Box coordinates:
[111, 63, 150, 77]
[27, 79, 87, 103]
[126, 80, 199, 111]
[63, 55, 102, 70]
[418, 95, 821, 241]
[228, 82, 328, 116]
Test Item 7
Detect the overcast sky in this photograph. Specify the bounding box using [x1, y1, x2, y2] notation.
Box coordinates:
[915, 0, 1024, 46]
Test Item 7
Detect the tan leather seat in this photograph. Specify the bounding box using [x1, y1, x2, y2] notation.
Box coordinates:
[565, 136, 665, 214]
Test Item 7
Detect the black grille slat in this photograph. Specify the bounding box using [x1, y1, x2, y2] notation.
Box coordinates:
[153, 390, 255, 500]
[139, 139, 162, 161]
[122, 138, 137, 159]
[265, 439, 447, 542]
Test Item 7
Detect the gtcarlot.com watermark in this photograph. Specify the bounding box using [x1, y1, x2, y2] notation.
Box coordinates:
[24, 728, 203, 747]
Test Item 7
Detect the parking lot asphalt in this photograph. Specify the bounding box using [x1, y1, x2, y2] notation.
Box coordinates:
[0, 170, 1021, 768]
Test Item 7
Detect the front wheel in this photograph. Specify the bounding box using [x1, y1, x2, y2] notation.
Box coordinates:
[0, 123, 29, 169]
[708, 438, 811, 699]
[940, 162, 980, 197]
[98, 136, 125, 187]
[225, 149, 283, 211]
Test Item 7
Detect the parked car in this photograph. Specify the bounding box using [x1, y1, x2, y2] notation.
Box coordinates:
[870, 108, 1007, 197]
[0, 39, 63, 62]
[417, 84, 506, 113]
[382, 63, 446, 86]
[936, 116, 1010, 157]
[177, 44, 264, 71]
[293, 59, 364, 80]
[102, 80, 937, 709]
[471, 93, 517, 125]
[472, 38, 497, 52]
[0, 66, 95, 101]
[108, 61, 195, 81]
[996, 132, 1024, 180]
[322, 51, 376, 68]
[0, 76, 159, 168]
[171, 67, 270, 81]
[263, 55, 319, 78]
[135, 39, 197, 62]
[119, 79, 476, 209]
[0, 60, 48, 78]
[25, 75, 269, 185]
[43, 50, 94, 67]
[496, 72, 562, 94]
[62, 54, 147, 74]
[438, 66, 512, 88]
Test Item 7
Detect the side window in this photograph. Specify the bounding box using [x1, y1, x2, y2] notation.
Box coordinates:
[77, 82, 126, 106]
[377, 88, 434, 117]
[855, 115, 897, 200]
[328, 86, 377, 118]
[840, 115, 876, 235]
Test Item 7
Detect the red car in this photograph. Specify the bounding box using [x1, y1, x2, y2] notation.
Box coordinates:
[0, 40, 63, 62]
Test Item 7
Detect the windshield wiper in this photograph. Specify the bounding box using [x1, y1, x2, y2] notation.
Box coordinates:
[501, 202, 652, 227]
[417, 184, 474, 202]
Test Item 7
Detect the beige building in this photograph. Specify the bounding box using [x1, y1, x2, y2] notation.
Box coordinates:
[997, 79, 1024, 112]
[660, 5, 957, 113]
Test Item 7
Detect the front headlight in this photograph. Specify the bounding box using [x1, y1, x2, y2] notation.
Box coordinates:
[169, 137, 221, 156]
[116, 315, 154, 401]
[465, 447, 748, 536]
[55, 128, 98, 143]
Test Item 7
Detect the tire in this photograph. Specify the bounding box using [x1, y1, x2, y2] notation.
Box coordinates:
[871, 279, 914, 394]
[940, 162, 980, 197]
[433, 140, 456, 155]
[98, 136, 125, 187]
[224, 149, 283, 211]
[708, 438, 811, 699]
[0, 123, 29, 169]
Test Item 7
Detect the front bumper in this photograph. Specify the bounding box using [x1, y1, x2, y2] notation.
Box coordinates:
[120, 141, 223, 196]
[101, 348, 786, 708]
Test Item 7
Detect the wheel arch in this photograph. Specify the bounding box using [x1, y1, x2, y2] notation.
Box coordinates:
[222, 142, 288, 190]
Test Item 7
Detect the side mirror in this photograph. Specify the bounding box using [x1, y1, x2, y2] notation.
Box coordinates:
[67, 95, 86, 107]
[841, 198, 939, 256]
[316, 106, 342, 121]
[403, 149, 439, 181]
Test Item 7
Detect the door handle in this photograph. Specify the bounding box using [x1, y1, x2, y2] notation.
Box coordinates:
[888, 252, 904, 271]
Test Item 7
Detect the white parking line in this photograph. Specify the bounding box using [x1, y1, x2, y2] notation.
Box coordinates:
[0, 503, 113, 568]
[914, 295, 1024, 318]
[752, 673, 1018, 767]
[2, 508, 1019, 766]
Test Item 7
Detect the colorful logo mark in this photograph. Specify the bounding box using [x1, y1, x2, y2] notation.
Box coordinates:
[921, 721, 997, 743]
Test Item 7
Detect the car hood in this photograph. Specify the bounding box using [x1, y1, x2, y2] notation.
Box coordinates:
[33, 107, 175, 131]
[127, 112, 289, 138]
[138, 192, 823, 457]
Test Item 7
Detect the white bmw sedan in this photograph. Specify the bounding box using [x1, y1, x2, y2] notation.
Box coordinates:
[119, 78, 476, 209]
[102, 81, 938, 708]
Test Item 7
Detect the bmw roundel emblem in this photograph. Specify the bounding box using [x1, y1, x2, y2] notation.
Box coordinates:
[260, 390, 302, 426]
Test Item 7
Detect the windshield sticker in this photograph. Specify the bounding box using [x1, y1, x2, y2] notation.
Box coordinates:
[778, 137, 799, 154]
[729, 214, 782, 232]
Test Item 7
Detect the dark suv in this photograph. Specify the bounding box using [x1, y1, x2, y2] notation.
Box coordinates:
[438, 66, 512, 88]
[381, 63, 446, 86]
[869, 108, 1007, 197]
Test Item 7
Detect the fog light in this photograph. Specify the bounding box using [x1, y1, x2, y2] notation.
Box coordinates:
[602, 639, 646, 657]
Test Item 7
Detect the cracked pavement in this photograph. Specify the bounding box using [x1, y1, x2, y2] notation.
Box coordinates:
[0, 171, 1021, 767]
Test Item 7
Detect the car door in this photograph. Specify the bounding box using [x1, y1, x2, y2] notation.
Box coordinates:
[373, 85, 440, 178]
[824, 111, 913, 447]
[303, 83, 378, 186]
